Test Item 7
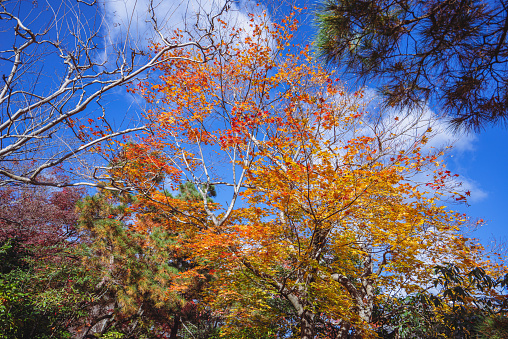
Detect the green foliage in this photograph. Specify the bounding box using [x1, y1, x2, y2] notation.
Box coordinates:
[315, 0, 508, 130]
[374, 263, 508, 338]
[176, 181, 217, 202]
[0, 239, 95, 339]
[476, 314, 508, 339]
[98, 330, 125, 339]
[76, 187, 220, 338]
[0, 239, 29, 274]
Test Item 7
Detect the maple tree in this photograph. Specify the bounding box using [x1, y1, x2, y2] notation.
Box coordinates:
[113, 7, 507, 339]
[0, 172, 84, 249]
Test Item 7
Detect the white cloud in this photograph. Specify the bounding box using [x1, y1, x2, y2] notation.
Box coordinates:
[360, 88, 477, 153]
[451, 176, 488, 203]
[355, 88, 487, 203]
[100, 0, 271, 50]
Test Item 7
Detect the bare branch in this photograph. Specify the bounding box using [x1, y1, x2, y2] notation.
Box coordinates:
[0, 0, 230, 188]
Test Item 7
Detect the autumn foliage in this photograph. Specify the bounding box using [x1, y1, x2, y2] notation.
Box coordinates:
[0, 6, 502, 339]
[0, 3, 506, 339]
[92, 7, 508, 339]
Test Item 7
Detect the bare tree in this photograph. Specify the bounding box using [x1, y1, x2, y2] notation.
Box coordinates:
[0, 0, 232, 188]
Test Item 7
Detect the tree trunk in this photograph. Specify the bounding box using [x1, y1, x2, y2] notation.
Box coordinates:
[300, 310, 316, 339]
[169, 315, 180, 339]
[336, 321, 351, 339]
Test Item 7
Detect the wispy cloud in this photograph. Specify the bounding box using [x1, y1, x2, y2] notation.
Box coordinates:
[100, 0, 271, 49]
[359, 88, 487, 203]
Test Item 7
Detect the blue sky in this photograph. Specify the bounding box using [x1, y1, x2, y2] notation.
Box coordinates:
[450, 126, 508, 246]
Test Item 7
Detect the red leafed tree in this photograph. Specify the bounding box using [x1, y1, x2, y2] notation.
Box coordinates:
[0, 172, 85, 250]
